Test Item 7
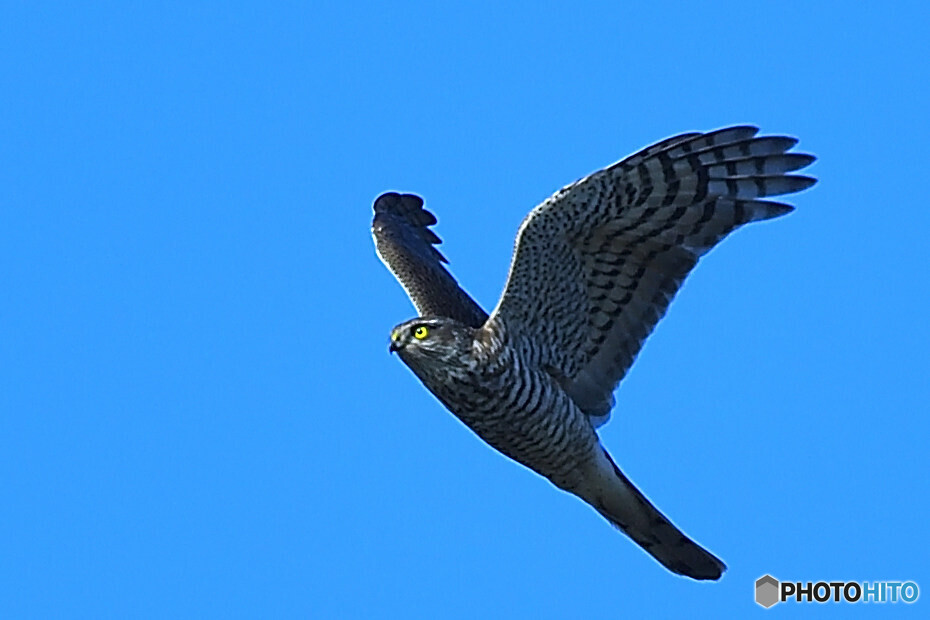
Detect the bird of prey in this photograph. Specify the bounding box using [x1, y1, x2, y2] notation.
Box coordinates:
[372, 126, 815, 580]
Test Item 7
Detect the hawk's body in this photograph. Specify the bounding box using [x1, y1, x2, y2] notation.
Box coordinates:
[373, 126, 815, 580]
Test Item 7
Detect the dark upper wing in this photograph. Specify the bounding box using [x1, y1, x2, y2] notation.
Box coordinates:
[484, 126, 816, 424]
[372, 192, 488, 328]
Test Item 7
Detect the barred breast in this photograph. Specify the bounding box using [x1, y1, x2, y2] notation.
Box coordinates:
[440, 348, 601, 492]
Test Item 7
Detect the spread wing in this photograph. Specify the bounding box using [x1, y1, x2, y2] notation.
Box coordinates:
[485, 126, 816, 424]
[372, 192, 488, 328]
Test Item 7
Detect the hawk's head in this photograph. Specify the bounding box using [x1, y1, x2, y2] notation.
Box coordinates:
[389, 316, 474, 361]
[389, 316, 481, 382]
[388, 316, 484, 409]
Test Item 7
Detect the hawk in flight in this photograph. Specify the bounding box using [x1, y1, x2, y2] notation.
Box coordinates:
[372, 126, 815, 580]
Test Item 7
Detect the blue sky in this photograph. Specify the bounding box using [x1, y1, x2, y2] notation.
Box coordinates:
[2, 1, 928, 617]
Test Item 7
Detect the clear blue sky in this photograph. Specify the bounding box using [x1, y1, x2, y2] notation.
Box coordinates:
[2, 2, 927, 618]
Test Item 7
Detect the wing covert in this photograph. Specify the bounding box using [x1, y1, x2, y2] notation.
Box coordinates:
[484, 126, 816, 423]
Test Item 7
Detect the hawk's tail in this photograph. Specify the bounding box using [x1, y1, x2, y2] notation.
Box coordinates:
[588, 449, 726, 581]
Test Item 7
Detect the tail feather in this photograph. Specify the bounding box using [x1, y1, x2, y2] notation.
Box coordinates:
[589, 449, 726, 581]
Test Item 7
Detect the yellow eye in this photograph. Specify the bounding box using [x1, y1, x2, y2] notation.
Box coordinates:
[413, 325, 429, 340]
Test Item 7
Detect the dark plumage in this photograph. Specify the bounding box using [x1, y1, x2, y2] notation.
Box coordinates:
[374, 126, 816, 580]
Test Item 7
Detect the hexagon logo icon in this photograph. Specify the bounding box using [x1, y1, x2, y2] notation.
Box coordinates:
[756, 574, 780, 608]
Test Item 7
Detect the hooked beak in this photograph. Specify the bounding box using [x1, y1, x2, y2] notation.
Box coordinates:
[389, 330, 403, 354]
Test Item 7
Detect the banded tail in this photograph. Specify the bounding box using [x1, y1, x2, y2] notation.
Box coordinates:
[587, 448, 726, 580]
